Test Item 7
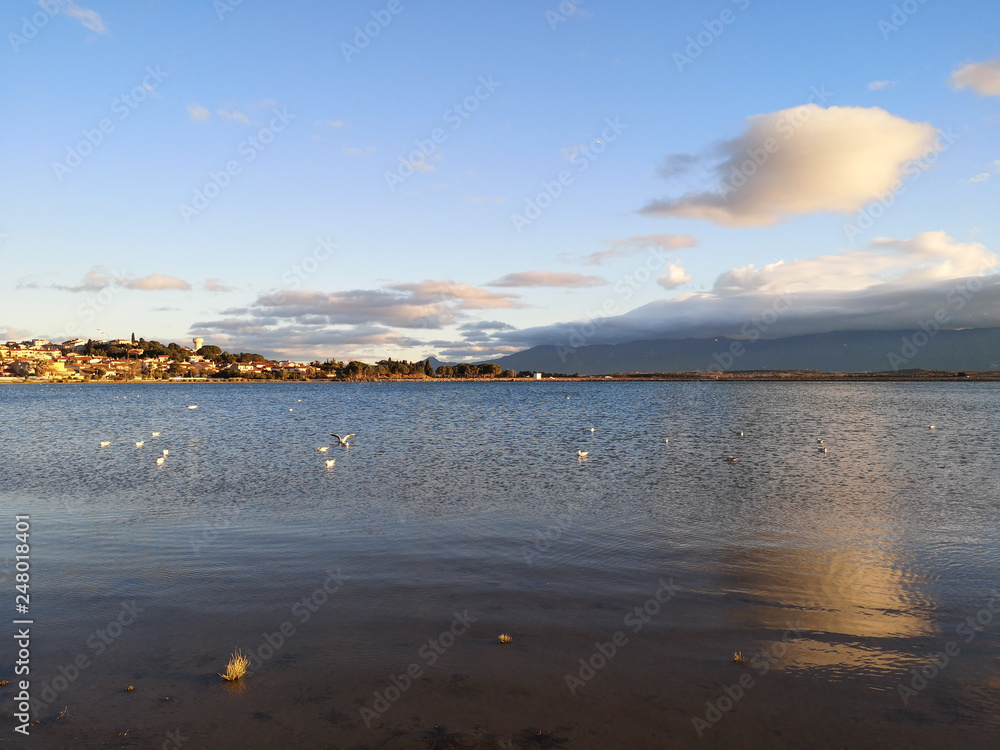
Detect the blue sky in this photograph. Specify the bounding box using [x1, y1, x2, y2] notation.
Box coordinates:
[2, 0, 998, 361]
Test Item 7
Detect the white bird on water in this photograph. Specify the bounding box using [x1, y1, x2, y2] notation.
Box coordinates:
[152, 432, 161, 437]
[664, 438, 669, 444]
[162, 449, 169, 456]
[99, 441, 110, 448]
[187, 405, 198, 410]
[330, 433, 356, 447]
[818, 446, 828, 453]
[135, 440, 145, 448]
[726, 456, 739, 462]
[156, 457, 165, 465]
[317, 446, 330, 453]
[577, 450, 589, 458]
[325, 459, 336, 468]
[928, 425, 936, 430]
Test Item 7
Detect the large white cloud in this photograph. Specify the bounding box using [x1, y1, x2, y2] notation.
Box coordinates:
[641, 105, 941, 227]
[950, 57, 1000, 97]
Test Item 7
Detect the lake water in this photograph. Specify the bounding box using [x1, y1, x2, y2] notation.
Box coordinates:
[1, 381, 998, 748]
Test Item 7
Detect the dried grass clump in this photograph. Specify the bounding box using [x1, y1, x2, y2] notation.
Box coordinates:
[220, 650, 250, 681]
[498, 633, 513, 644]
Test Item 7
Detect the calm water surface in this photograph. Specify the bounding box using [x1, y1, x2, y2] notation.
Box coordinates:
[1, 381, 998, 748]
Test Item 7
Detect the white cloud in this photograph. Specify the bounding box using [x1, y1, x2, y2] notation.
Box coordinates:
[487, 271, 607, 288]
[122, 274, 191, 291]
[217, 108, 250, 124]
[867, 80, 897, 91]
[658, 262, 692, 290]
[344, 147, 375, 156]
[583, 233, 698, 265]
[204, 278, 236, 293]
[317, 119, 348, 128]
[187, 104, 211, 123]
[47, 267, 191, 293]
[950, 57, 1000, 97]
[53, 1, 107, 33]
[966, 173, 991, 184]
[640, 105, 940, 227]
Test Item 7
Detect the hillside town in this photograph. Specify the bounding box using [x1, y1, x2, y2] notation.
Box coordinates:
[0, 337, 321, 382]
[0, 336, 523, 382]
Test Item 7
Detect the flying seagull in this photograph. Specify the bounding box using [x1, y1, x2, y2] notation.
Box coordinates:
[330, 433, 356, 447]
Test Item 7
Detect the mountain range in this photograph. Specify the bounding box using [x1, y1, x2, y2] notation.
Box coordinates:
[473, 327, 1000, 375]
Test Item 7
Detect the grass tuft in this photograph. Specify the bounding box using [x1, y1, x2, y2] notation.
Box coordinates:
[220, 649, 251, 681]
[498, 633, 513, 644]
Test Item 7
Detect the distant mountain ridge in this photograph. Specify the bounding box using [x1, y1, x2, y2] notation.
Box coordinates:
[484, 327, 1000, 374]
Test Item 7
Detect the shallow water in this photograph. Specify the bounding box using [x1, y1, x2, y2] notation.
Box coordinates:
[1, 381, 998, 748]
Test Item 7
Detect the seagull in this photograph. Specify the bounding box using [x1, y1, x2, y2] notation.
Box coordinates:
[151, 432, 161, 437]
[99, 441, 110, 448]
[818, 446, 827, 453]
[317, 446, 330, 453]
[817, 439, 824, 444]
[325, 459, 336, 467]
[590, 427, 595, 433]
[664, 438, 669, 444]
[162, 449, 169, 456]
[187, 405, 198, 410]
[726, 456, 739, 462]
[737, 431, 744, 437]
[135, 441, 145, 448]
[156, 457, 165, 465]
[330, 433, 356, 447]
[928, 425, 936, 430]
[577, 450, 589, 458]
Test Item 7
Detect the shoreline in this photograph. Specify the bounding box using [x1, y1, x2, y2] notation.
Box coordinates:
[2, 370, 999, 384]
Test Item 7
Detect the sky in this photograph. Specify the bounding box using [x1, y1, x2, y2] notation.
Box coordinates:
[2, 0, 999, 362]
